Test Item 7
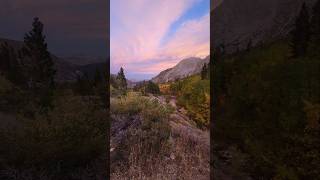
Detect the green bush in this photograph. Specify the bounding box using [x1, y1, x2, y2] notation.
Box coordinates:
[145, 81, 160, 94]
[170, 75, 210, 128]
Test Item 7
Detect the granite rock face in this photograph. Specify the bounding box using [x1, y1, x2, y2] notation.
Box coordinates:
[152, 56, 209, 83]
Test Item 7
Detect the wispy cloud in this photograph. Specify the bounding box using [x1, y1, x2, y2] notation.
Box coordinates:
[160, 14, 209, 60]
[111, 0, 209, 78]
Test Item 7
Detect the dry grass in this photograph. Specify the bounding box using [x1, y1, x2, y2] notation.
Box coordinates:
[111, 123, 209, 180]
[111, 92, 209, 180]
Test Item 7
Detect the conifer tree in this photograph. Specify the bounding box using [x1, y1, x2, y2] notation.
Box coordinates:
[290, 3, 310, 58]
[21, 17, 56, 110]
[117, 67, 127, 95]
[22, 17, 56, 89]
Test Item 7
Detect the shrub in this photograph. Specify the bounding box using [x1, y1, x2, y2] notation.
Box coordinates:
[145, 81, 160, 94]
[170, 75, 210, 128]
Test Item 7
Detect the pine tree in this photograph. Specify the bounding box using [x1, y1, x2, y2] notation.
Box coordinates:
[21, 17, 56, 89]
[290, 3, 310, 58]
[117, 67, 127, 95]
[21, 17, 56, 110]
[309, 0, 320, 57]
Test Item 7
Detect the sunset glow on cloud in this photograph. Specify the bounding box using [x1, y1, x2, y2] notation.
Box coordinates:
[111, 0, 210, 80]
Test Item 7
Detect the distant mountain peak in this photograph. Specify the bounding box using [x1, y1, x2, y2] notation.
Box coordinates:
[151, 56, 209, 84]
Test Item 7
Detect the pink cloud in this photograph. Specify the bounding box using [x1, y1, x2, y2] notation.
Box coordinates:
[128, 61, 178, 74]
[111, 0, 209, 76]
[160, 14, 210, 60]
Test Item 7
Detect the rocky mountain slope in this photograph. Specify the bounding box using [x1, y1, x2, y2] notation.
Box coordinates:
[212, 0, 316, 53]
[151, 56, 209, 84]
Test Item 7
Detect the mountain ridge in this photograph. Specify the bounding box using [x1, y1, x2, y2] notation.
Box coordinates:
[151, 55, 210, 84]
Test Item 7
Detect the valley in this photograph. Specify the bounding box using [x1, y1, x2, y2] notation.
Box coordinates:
[110, 57, 210, 179]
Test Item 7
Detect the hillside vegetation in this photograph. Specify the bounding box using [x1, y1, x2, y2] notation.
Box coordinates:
[161, 75, 210, 128]
[213, 40, 320, 179]
[110, 67, 210, 179]
[213, 2, 320, 178]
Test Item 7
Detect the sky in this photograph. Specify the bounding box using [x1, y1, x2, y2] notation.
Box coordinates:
[0, 0, 108, 58]
[111, 0, 210, 80]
